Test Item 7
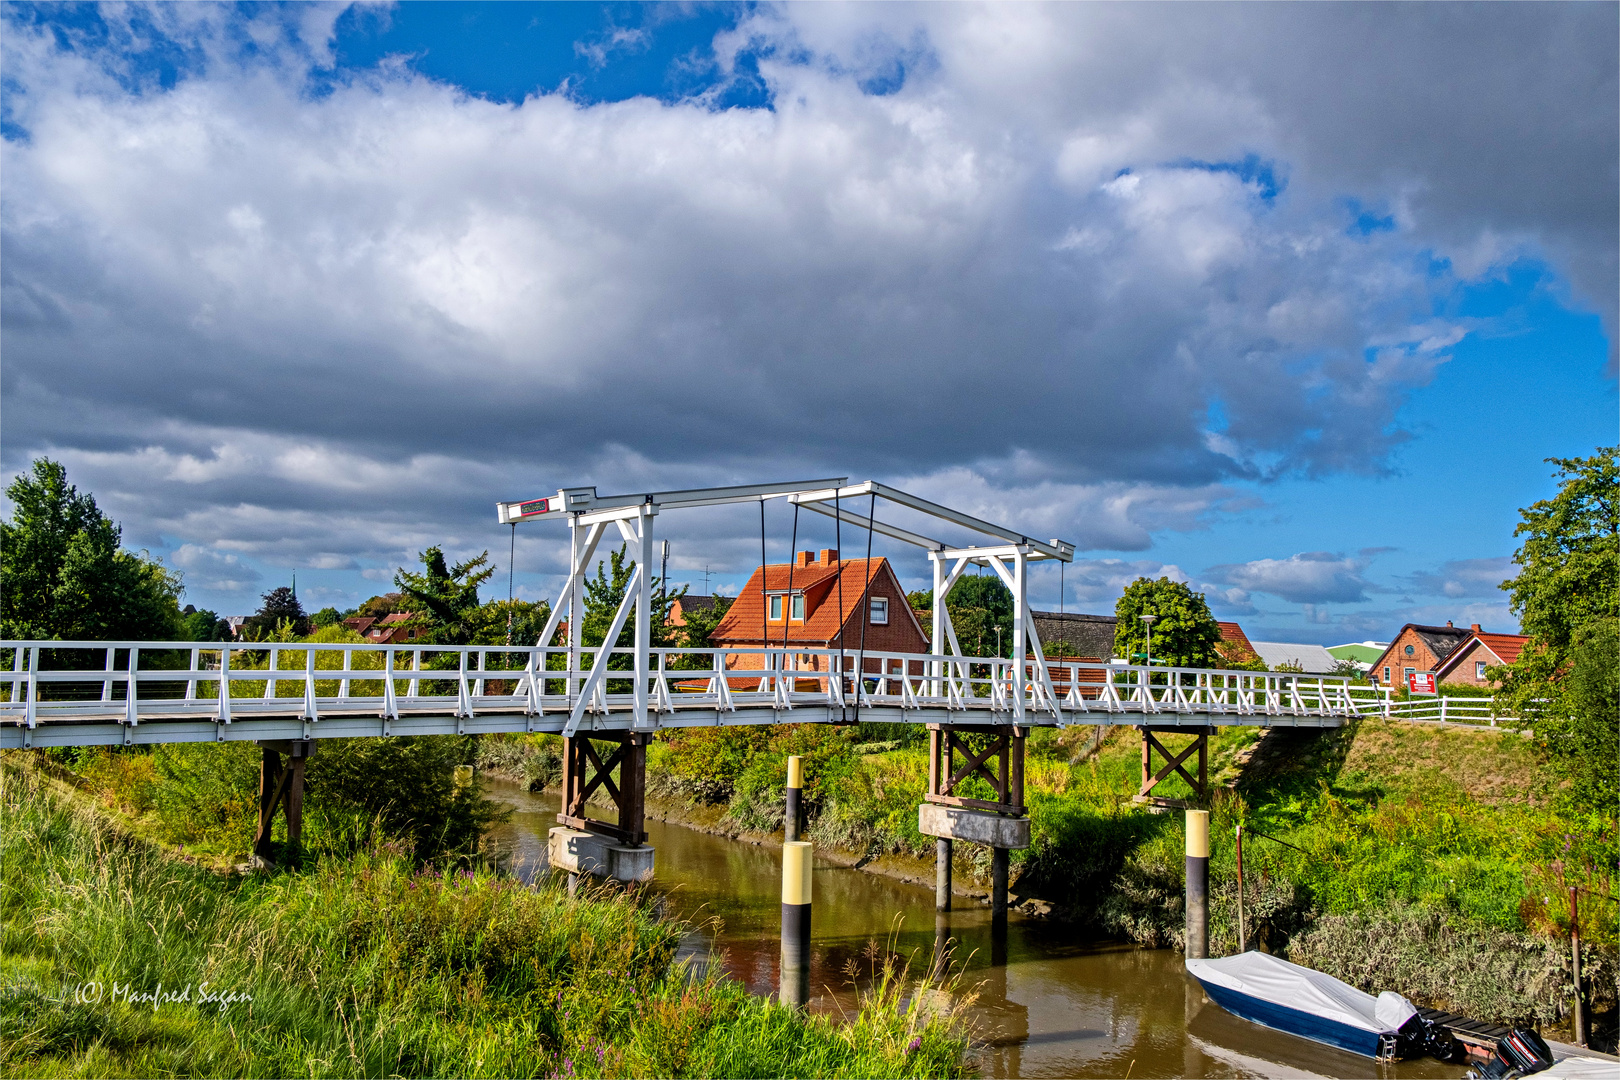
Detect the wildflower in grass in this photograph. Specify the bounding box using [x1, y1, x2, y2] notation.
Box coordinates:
[908, 1035, 922, 1054]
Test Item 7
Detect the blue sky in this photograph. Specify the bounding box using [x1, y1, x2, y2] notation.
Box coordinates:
[3, 2, 1615, 645]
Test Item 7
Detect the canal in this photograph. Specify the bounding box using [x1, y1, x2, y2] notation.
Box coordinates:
[483, 778, 1459, 1079]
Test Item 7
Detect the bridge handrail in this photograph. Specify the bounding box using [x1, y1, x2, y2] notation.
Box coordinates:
[0, 640, 1363, 729]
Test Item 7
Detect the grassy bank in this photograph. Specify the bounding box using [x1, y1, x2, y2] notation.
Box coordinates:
[479, 717, 1616, 1045]
[0, 755, 968, 1079]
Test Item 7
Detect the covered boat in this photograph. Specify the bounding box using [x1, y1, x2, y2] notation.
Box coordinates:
[1186, 951, 1418, 1060]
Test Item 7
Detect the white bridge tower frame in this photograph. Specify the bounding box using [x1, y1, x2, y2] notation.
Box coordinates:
[497, 479, 1076, 732]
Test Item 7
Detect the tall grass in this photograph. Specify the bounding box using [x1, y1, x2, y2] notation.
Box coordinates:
[0, 757, 968, 1079]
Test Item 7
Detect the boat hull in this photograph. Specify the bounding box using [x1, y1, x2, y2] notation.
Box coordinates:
[1193, 977, 1385, 1059]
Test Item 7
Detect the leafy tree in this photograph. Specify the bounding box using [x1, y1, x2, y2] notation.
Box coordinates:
[0, 458, 184, 642]
[357, 593, 406, 619]
[581, 545, 681, 661]
[1495, 447, 1618, 813]
[672, 594, 734, 670]
[916, 573, 1015, 657]
[310, 606, 342, 629]
[394, 547, 495, 646]
[1113, 577, 1221, 668]
[243, 586, 306, 640]
[182, 605, 231, 642]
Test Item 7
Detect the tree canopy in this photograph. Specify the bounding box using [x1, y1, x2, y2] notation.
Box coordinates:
[1495, 447, 1618, 818]
[914, 573, 1015, 657]
[1113, 577, 1222, 668]
[394, 547, 495, 647]
[0, 458, 184, 641]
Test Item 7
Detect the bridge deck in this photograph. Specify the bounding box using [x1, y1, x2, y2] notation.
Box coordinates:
[3, 641, 1364, 748]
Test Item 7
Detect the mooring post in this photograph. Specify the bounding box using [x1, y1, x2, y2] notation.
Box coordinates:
[784, 755, 803, 842]
[780, 839, 812, 1007]
[935, 838, 952, 912]
[1235, 824, 1247, 953]
[1185, 809, 1209, 959]
[1570, 886, 1587, 1047]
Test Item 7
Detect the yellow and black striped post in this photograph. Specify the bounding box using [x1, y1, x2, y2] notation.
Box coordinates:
[784, 755, 803, 842]
[1185, 809, 1209, 960]
[780, 840, 813, 1006]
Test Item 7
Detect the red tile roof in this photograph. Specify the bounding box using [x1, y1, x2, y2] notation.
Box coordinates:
[1216, 621, 1261, 665]
[1434, 631, 1530, 675]
[713, 556, 924, 646]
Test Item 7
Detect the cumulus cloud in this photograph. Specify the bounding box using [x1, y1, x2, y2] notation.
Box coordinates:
[0, 3, 1612, 603]
[1404, 556, 1514, 599]
[1204, 551, 1380, 605]
[171, 543, 262, 593]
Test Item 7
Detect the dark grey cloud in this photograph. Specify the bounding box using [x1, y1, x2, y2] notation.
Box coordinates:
[1, 3, 1612, 608]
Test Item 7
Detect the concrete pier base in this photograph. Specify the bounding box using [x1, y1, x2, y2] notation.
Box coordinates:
[918, 804, 1030, 849]
[548, 827, 655, 883]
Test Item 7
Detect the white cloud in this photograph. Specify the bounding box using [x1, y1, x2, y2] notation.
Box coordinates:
[1204, 551, 1381, 605]
[170, 543, 262, 593]
[0, 3, 1611, 588]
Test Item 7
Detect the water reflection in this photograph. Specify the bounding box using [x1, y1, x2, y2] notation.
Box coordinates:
[482, 778, 1462, 1080]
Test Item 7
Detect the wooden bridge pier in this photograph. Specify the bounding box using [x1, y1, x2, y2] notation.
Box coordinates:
[919, 724, 1029, 917]
[548, 731, 655, 886]
[1134, 725, 1213, 808]
[252, 739, 313, 862]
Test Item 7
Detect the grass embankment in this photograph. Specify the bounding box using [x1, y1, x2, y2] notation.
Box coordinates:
[481, 716, 1615, 1045]
[0, 756, 968, 1079]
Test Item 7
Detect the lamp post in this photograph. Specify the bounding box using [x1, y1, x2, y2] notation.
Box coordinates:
[1139, 614, 1158, 667]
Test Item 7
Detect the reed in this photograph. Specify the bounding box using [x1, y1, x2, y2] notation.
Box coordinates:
[0, 757, 968, 1079]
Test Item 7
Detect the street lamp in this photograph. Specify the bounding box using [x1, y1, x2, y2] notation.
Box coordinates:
[1139, 614, 1159, 668]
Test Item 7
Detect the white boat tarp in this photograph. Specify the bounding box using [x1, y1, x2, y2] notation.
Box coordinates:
[1186, 952, 1417, 1035]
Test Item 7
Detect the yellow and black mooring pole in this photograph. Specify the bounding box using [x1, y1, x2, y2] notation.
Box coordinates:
[1185, 809, 1209, 960]
[781, 839, 812, 1006]
[784, 755, 804, 842]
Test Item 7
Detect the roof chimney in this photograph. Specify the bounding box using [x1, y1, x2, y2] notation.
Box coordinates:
[819, 548, 838, 565]
[796, 551, 813, 569]
[1446, 620, 1453, 628]
[1471, 623, 1481, 633]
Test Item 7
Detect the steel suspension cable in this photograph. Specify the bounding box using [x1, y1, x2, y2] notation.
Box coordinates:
[853, 491, 877, 724]
[783, 502, 799, 651]
[834, 487, 844, 701]
[759, 498, 768, 667]
[506, 523, 517, 647]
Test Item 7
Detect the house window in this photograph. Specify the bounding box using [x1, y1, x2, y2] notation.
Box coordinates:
[769, 595, 784, 621]
[1476, 661, 1487, 680]
[791, 594, 805, 621]
[869, 597, 889, 624]
[1383, 666, 1391, 684]
[1404, 667, 1415, 681]
[1404, 644, 1415, 656]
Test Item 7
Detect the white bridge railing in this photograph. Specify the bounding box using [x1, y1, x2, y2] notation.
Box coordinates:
[1, 640, 1366, 742]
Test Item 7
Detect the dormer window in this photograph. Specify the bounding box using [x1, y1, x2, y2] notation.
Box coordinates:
[769, 595, 784, 621]
[791, 594, 805, 621]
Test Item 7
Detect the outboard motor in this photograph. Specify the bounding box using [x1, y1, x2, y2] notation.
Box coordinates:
[1467, 1028, 1555, 1079]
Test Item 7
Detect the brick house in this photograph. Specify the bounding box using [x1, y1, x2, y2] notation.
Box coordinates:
[1433, 630, 1529, 688]
[668, 594, 718, 628]
[1216, 622, 1262, 667]
[712, 549, 928, 672]
[1370, 622, 1473, 688]
[356, 612, 424, 645]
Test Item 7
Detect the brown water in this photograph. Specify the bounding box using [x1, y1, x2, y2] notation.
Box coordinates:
[482, 779, 1464, 1080]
